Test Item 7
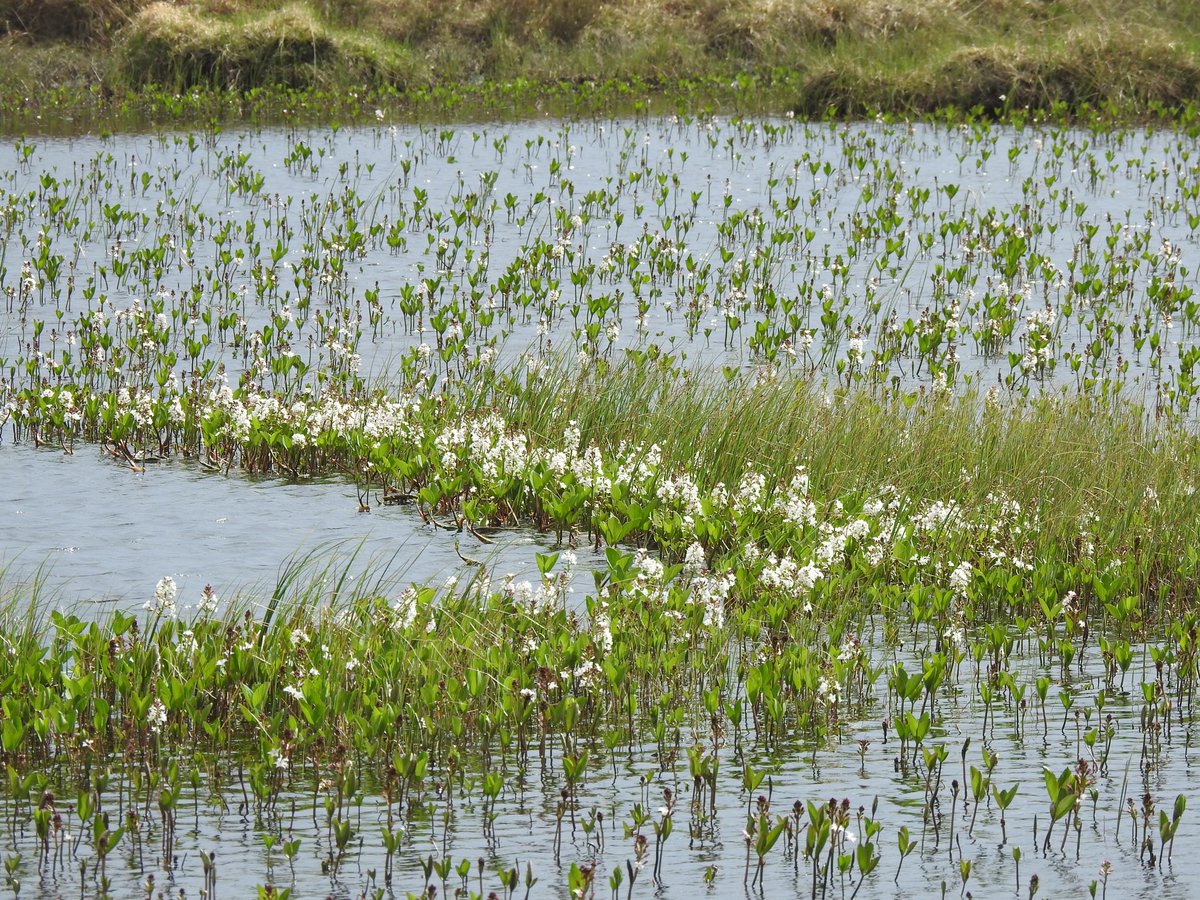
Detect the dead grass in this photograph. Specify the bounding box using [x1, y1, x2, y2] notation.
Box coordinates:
[796, 23, 1200, 116]
[4, 0, 1200, 115]
[0, 0, 144, 42]
[119, 1, 421, 89]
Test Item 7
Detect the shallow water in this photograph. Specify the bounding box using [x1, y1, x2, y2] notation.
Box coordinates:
[1, 626, 1196, 899]
[1, 117, 1198, 397]
[0, 442, 579, 613]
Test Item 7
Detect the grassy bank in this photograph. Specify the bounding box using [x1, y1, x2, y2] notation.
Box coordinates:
[1, 0, 1200, 128]
[496, 360, 1200, 581]
[10, 348, 1200, 611]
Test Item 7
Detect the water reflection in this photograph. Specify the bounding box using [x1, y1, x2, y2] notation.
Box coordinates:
[0, 442, 570, 611]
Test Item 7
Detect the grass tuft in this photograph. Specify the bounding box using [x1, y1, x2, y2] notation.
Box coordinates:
[495, 358, 1200, 584]
[118, 1, 421, 91]
[0, 0, 143, 43]
[798, 23, 1200, 117]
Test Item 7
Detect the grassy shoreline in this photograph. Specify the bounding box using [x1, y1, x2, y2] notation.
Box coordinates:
[9, 351, 1200, 612]
[1, 0, 1200, 130]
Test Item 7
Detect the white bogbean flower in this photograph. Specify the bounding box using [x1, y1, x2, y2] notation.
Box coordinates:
[147, 698, 168, 734]
[146, 576, 177, 617]
[949, 561, 973, 595]
[198, 583, 219, 615]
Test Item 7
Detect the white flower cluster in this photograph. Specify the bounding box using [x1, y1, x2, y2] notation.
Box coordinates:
[733, 470, 767, 515]
[690, 570, 734, 629]
[502, 550, 578, 614]
[911, 499, 961, 534]
[147, 698, 168, 734]
[759, 553, 823, 597]
[948, 561, 974, 595]
[208, 379, 252, 442]
[393, 587, 419, 631]
[145, 575, 177, 617]
[683, 541, 707, 573]
[657, 472, 704, 521]
[814, 518, 871, 567]
[592, 603, 613, 653]
[776, 466, 816, 528]
[198, 583, 219, 615]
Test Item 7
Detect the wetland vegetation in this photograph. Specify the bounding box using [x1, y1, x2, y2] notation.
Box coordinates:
[1, 6, 1200, 898]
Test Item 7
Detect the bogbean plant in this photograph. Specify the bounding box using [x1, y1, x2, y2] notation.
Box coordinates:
[1, 115, 1200, 895]
[0, 420, 1198, 895]
[2, 118, 1200, 578]
[5, 115, 1200, 434]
